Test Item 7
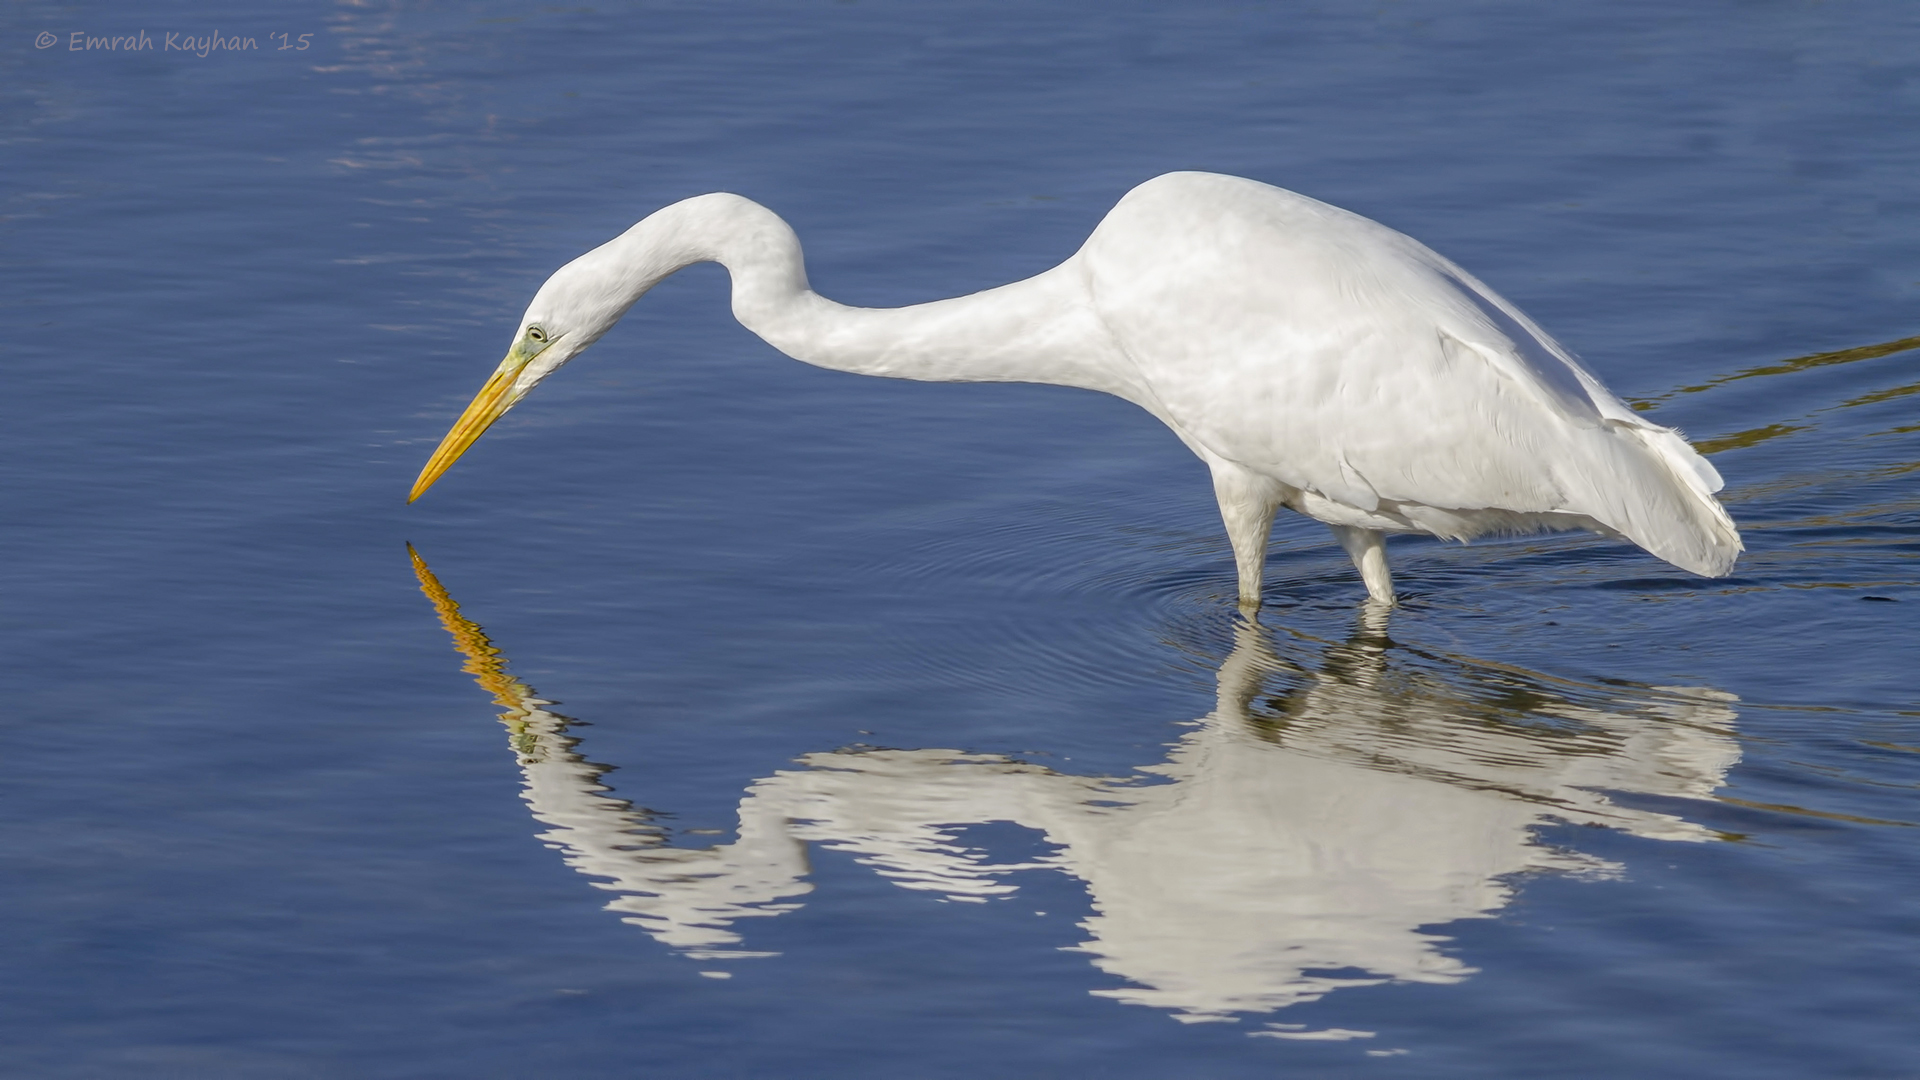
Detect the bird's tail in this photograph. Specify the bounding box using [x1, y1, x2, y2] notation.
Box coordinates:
[1556, 420, 1743, 577]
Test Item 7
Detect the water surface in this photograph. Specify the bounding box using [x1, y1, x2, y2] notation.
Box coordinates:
[3, 1, 1917, 1077]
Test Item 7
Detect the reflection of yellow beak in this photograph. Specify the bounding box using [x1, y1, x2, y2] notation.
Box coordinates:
[409, 363, 522, 503]
[406, 543, 534, 710]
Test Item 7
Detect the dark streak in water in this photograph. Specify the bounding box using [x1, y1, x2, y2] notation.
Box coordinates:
[1629, 332, 1920, 414]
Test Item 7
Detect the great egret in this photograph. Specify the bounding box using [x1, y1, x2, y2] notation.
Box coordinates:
[410, 172, 1741, 605]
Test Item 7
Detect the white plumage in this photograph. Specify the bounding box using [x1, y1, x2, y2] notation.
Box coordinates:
[412, 171, 1741, 605]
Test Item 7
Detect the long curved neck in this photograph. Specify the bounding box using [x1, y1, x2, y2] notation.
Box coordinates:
[605, 194, 1136, 396]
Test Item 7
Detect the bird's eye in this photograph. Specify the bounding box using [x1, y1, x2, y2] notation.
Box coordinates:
[527, 326, 547, 343]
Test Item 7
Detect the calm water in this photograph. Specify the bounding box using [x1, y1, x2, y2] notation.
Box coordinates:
[4, 1, 1917, 1076]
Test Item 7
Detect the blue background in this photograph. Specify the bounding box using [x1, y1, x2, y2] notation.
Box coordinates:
[3, 2, 1917, 1076]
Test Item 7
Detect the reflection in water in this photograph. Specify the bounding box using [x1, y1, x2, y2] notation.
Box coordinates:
[411, 548, 1739, 1023]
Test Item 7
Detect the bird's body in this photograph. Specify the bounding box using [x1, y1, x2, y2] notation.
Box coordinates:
[412, 172, 1741, 605]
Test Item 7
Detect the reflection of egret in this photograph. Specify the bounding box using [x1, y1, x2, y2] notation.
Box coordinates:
[409, 172, 1741, 605]
[410, 545, 809, 957]
[410, 548, 1739, 1023]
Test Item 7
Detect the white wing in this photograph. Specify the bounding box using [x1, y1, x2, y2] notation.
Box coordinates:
[1081, 173, 1740, 575]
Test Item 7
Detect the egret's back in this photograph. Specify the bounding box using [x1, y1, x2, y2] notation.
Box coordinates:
[1077, 172, 1741, 577]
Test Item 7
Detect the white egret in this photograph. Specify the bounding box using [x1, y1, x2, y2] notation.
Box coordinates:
[410, 172, 1741, 605]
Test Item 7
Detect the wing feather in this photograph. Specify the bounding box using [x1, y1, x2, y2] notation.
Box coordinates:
[1086, 172, 1742, 577]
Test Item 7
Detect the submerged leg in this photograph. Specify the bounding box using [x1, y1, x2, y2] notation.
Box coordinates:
[1209, 464, 1284, 610]
[1328, 524, 1395, 605]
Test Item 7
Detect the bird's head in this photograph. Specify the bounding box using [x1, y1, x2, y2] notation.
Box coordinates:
[407, 252, 642, 503]
[408, 194, 783, 502]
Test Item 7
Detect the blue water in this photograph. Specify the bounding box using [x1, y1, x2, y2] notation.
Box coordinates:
[4, 1, 1917, 1076]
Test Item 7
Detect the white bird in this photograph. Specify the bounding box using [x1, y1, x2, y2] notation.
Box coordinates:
[410, 171, 1741, 606]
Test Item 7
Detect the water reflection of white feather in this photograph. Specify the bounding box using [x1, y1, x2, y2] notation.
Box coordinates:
[413, 550, 1738, 1023]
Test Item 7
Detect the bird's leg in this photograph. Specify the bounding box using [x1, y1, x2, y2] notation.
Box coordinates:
[1328, 525, 1395, 605]
[1209, 464, 1283, 610]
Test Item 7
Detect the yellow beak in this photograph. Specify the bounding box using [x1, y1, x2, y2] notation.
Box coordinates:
[409, 364, 522, 503]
